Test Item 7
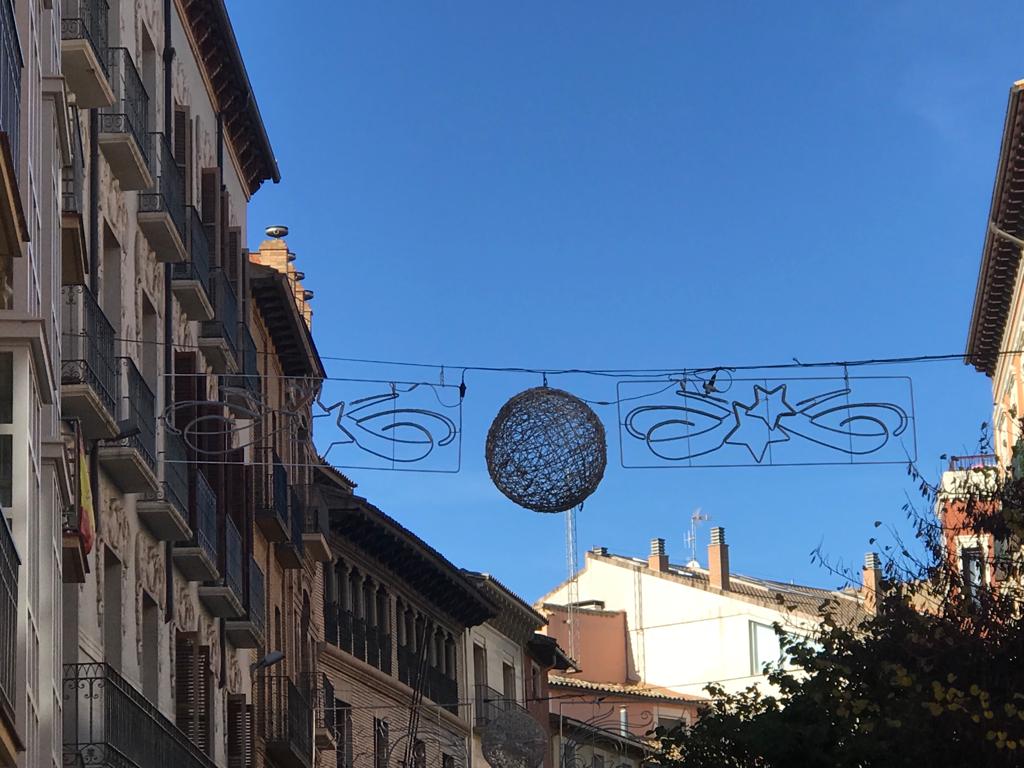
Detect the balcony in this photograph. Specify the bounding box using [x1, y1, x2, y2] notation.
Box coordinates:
[62, 503, 88, 585]
[199, 515, 244, 618]
[138, 430, 192, 542]
[300, 485, 331, 562]
[226, 558, 266, 649]
[328, 608, 392, 674]
[314, 675, 336, 751]
[61, 285, 119, 439]
[396, 644, 457, 714]
[256, 450, 289, 542]
[99, 47, 152, 190]
[0, 0, 24, 265]
[277, 487, 304, 570]
[171, 206, 214, 321]
[61, 0, 114, 108]
[199, 270, 238, 373]
[61, 122, 87, 285]
[63, 662, 217, 768]
[139, 133, 186, 263]
[256, 675, 313, 768]
[222, 324, 259, 406]
[98, 358, 158, 493]
[172, 469, 219, 582]
[473, 684, 525, 728]
[0, 513, 21, 763]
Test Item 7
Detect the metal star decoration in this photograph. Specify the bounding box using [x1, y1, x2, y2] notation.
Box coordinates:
[744, 384, 796, 429]
[725, 400, 790, 462]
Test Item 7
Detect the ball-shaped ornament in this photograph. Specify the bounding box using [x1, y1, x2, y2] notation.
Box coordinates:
[480, 708, 548, 768]
[485, 387, 607, 513]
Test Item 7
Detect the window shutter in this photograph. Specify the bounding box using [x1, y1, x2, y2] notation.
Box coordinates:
[200, 169, 221, 267]
[227, 694, 252, 768]
[174, 108, 192, 205]
[226, 227, 241, 284]
[175, 631, 212, 753]
[173, 351, 198, 444]
[221, 190, 231, 276]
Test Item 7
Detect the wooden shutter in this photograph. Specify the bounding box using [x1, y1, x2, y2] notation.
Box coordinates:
[200, 169, 221, 268]
[226, 227, 241, 284]
[175, 631, 212, 754]
[227, 694, 252, 768]
[174, 107, 192, 205]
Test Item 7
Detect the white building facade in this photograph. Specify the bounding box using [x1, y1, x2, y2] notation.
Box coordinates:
[538, 530, 868, 698]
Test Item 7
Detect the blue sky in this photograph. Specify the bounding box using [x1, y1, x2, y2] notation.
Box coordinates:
[226, 1, 1013, 600]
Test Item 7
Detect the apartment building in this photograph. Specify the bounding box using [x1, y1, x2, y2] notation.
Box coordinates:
[50, 3, 328, 768]
[317, 470, 500, 768]
[537, 531, 869, 698]
[1, 1, 66, 767]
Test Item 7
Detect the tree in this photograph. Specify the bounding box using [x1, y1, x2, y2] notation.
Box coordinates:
[651, 439, 1024, 768]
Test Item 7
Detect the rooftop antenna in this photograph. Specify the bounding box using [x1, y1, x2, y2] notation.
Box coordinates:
[687, 508, 710, 567]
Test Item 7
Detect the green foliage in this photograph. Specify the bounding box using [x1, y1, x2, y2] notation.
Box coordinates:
[650, 444, 1024, 768]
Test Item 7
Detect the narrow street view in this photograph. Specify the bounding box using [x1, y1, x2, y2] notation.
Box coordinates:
[0, 3, 1020, 767]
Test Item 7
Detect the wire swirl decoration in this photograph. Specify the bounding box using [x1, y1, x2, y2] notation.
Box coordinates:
[480, 709, 548, 768]
[485, 387, 607, 513]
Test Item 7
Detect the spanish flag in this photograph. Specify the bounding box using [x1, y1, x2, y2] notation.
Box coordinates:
[78, 431, 95, 555]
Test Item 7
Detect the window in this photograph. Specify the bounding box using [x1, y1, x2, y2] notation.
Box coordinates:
[413, 739, 426, 768]
[529, 663, 541, 701]
[962, 547, 985, 604]
[374, 718, 389, 768]
[142, 593, 159, 702]
[176, 631, 213, 754]
[442, 754, 455, 768]
[502, 661, 517, 701]
[657, 716, 682, 734]
[592, 755, 605, 768]
[749, 621, 785, 675]
[562, 742, 576, 768]
[226, 694, 252, 768]
[103, 548, 122, 671]
[336, 700, 353, 768]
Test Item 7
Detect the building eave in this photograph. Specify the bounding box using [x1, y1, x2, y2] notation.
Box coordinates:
[251, 264, 324, 379]
[180, 0, 280, 196]
[967, 80, 1024, 376]
[318, 481, 498, 628]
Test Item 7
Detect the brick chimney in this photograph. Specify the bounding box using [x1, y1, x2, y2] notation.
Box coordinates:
[862, 552, 882, 614]
[708, 527, 730, 591]
[648, 538, 669, 572]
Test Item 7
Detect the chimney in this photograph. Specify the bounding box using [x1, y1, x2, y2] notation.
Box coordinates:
[708, 527, 729, 590]
[590, 546, 608, 557]
[862, 552, 882, 614]
[648, 538, 669, 572]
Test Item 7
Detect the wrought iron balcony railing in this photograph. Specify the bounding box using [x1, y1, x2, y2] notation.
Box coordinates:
[248, 557, 266, 641]
[0, 512, 18, 729]
[948, 454, 999, 472]
[473, 684, 525, 728]
[224, 515, 243, 606]
[141, 133, 186, 241]
[192, 469, 218, 568]
[255, 448, 290, 542]
[61, 0, 109, 78]
[201, 269, 238, 358]
[232, 323, 260, 398]
[161, 429, 190, 520]
[173, 205, 210, 287]
[100, 47, 149, 165]
[62, 151, 83, 214]
[256, 675, 313, 768]
[116, 357, 157, 470]
[61, 284, 118, 417]
[395, 644, 458, 713]
[63, 662, 217, 768]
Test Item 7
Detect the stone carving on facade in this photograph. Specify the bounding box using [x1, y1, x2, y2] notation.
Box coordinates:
[103, 495, 131, 560]
[99, 162, 129, 244]
[202, 615, 221, 684]
[136, 0, 162, 59]
[175, 577, 198, 632]
[197, 119, 215, 172]
[134, 532, 165, 667]
[228, 654, 243, 694]
[135, 232, 162, 306]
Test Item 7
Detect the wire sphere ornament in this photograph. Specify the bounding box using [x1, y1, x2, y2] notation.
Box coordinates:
[485, 386, 607, 513]
[480, 708, 548, 768]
